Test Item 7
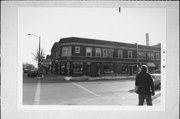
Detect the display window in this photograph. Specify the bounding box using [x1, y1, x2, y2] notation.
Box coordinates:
[73, 62, 83, 73]
[103, 63, 113, 73]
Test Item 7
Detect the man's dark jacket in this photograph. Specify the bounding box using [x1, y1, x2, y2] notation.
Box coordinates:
[135, 72, 155, 95]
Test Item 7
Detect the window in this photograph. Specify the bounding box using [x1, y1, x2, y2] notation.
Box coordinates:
[121, 64, 128, 73]
[147, 52, 151, 60]
[147, 52, 155, 60]
[62, 47, 71, 57]
[86, 47, 92, 57]
[103, 49, 113, 58]
[55, 47, 60, 59]
[73, 62, 83, 73]
[128, 51, 133, 59]
[118, 50, 123, 58]
[62, 47, 67, 57]
[95, 48, 101, 57]
[150, 52, 154, 60]
[155, 52, 160, 60]
[60, 62, 66, 75]
[103, 63, 114, 73]
[138, 52, 146, 59]
[67, 47, 71, 56]
[75, 46, 80, 54]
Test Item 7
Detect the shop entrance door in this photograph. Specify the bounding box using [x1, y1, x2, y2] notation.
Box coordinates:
[128, 65, 133, 75]
[86, 62, 91, 76]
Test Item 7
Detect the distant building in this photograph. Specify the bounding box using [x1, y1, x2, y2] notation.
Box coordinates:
[50, 37, 161, 76]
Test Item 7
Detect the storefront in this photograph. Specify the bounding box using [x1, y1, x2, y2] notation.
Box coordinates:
[73, 62, 83, 75]
[102, 62, 114, 74]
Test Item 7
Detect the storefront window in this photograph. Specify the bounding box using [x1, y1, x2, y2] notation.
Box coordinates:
[122, 64, 127, 73]
[60, 62, 67, 75]
[73, 62, 83, 73]
[103, 63, 113, 73]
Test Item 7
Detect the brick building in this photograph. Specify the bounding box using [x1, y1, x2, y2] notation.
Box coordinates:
[50, 37, 161, 76]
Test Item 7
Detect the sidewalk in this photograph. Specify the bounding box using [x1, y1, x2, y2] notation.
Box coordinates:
[23, 74, 136, 83]
[65, 75, 136, 81]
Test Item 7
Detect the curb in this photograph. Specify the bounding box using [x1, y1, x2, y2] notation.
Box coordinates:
[66, 76, 136, 81]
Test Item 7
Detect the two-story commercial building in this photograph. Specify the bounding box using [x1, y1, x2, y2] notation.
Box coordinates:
[50, 37, 161, 76]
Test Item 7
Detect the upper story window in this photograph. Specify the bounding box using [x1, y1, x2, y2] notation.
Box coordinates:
[55, 47, 60, 59]
[150, 52, 154, 60]
[95, 48, 101, 57]
[86, 47, 92, 57]
[62, 46, 71, 57]
[147, 52, 154, 60]
[103, 49, 113, 58]
[155, 52, 160, 60]
[75, 46, 80, 54]
[128, 51, 133, 59]
[118, 50, 123, 58]
[138, 51, 146, 59]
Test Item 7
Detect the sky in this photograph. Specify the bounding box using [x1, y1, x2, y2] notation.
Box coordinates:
[20, 8, 166, 67]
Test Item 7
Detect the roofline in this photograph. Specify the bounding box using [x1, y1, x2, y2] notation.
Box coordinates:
[59, 37, 161, 49]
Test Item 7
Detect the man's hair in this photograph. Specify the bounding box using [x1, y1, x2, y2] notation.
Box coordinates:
[140, 65, 148, 73]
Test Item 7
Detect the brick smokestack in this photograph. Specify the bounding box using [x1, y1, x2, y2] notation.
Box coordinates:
[146, 33, 150, 46]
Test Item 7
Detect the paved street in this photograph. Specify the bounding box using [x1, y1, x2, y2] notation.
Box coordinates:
[23, 75, 161, 105]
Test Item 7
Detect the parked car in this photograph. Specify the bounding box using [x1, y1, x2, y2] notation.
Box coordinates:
[23, 68, 31, 73]
[151, 74, 161, 89]
[151, 69, 161, 74]
[27, 70, 38, 77]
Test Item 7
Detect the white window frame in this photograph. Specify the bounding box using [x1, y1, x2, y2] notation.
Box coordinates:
[75, 46, 80, 54]
[138, 52, 146, 59]
[155, 52, 160, 60]
[62, 47, 67, 57]
[95, 48, 101, 57]
[118, 50, 123, 58]
[86, 47, 92, 57]
[150, 52, 154, 60]
[128, 51, 133, 59]
[103, 49, 113, 58]
[67, 47, 72, 57]
[62, 46, 71, 57]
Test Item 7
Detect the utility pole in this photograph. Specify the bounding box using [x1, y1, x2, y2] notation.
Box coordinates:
[136, 43, 139, 72]
[28, 33, 42, 77]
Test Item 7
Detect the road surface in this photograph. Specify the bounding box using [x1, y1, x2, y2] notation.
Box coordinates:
[23, 75, 160, 105]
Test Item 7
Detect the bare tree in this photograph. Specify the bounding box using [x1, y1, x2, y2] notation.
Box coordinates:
[32, 48, 45, 63]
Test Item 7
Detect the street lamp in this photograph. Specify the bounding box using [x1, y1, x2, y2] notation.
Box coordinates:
[27, 33, 41, 77]
[135, 43, 139, 72]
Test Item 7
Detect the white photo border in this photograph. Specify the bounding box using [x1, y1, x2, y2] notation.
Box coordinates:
[1, 1, 179, 119]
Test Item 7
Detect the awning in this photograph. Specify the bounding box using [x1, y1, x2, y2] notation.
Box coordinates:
[147, 62, 156, 67]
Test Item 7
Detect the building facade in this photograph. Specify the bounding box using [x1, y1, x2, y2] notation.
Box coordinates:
[50, 37, 161, 76]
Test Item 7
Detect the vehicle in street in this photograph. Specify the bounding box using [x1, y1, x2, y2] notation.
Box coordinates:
[27, 69, 38, 77]
[151, 74, 161, 89]
[151, 69, 161, 74]
[23, 68, 31, 73]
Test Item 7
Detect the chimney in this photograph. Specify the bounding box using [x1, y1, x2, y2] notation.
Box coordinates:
[146, 33, 150, 46]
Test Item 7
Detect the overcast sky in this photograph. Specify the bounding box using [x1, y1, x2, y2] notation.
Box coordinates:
[20, 8, 166, 67]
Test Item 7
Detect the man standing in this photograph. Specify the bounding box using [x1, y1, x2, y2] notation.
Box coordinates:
[135, 65, 155, 106]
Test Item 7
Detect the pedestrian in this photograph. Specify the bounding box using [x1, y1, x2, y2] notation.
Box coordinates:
[135, 65, 155, 106]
